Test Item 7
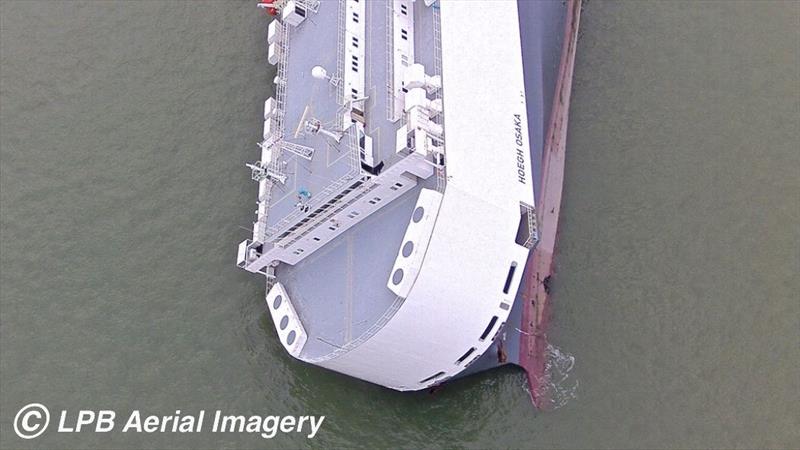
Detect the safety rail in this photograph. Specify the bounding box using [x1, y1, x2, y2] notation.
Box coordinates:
[297, 0, 320, 13]
[279, 177, 378, 249]
[346, 121, 360, 172]
[385, 1, 394, 119]
[272, 0, 320, 13]
[431, 3, 447, 193]
[335, 0, 346, 106]
[281, 141, 315, 160]
[253, 20, 291, 244]
[522, 202, 539, 249]
[264, 266, 277, 293]
[273, 22, 290, 143]
[266, 171, 356, 241]
[255, 179, 274, 243]
[264, 130, 361, 243]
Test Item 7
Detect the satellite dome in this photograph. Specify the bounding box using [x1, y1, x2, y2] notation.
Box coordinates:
[311, 66, 328, 80]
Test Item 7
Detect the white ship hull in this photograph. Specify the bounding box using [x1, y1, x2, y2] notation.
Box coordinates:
[237, 0, 580, 400]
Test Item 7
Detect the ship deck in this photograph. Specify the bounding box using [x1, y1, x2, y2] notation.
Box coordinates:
[270, 1, 439, 359]
[264, 1, 437, 237]
[263, 0, 355, 234]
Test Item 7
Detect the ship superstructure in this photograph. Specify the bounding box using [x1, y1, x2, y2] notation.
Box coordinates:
[237, 0, 580, 398]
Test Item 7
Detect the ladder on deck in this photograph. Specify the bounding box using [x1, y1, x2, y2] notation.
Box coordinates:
[281, 141, 315, 160]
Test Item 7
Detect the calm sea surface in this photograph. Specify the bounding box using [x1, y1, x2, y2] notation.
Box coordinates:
[1, 1, 798, 448]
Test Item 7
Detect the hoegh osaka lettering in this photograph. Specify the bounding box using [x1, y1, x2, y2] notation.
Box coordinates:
[514, 113, 527, 184]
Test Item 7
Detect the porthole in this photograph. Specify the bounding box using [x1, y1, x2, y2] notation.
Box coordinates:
[392, 269, 404, 285]
[412, 206, 424, 223]
[280, 315, 289, 330]
[272, 295, 282, 309]
[402, 241, 414, 257]
[287, 330, 296, 345]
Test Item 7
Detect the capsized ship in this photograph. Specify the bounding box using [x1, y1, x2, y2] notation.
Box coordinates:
[237, 0, 581, 406]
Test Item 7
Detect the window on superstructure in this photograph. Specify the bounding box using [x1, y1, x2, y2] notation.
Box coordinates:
[400, 4, 407, 15]
[456, 347, 476, 365]
[479, 316, 499, 341]
[502, 262, 518, 294]
[400, 29, 408, 40]
[353, 12, 359, 23]
[420, 371, 445, 384]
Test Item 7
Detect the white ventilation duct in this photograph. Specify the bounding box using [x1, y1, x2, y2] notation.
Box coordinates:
[404, 63, 442, 93]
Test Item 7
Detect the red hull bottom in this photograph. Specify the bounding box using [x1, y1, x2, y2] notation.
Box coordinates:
[519, 0, 582, 409]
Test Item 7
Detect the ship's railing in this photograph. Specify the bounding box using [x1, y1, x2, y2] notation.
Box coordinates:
[255, 180, 273, 243]
[346, 121, 360, 172]
[266, 171, 356, 243]
[264, 265, 277, 292]
[254, 159, 287, 243]
[265, 131, 361, 244]
[304, 295, 406, 363]
[432, 4, 442, 80]
[253, 20, 291, 243]
[297, 0, 320, 14]
[273, 0, 320, 13]
[335, 0, 346, 106]
[521, 202, 539, 249]
[385, 0, 396, 121]
[281, 141, 315, 160]
[279, 175, 379, 249]
[274, 22, 290, 143]
[431, 4, 447, 193]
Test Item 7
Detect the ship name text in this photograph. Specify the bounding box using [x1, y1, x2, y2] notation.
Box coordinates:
[514, 114, 527, 185]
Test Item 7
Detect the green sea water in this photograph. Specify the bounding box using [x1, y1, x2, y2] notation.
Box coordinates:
[1, 1, 797, 448]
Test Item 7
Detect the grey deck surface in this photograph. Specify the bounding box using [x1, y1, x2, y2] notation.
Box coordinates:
[279, 184, 422, 359]
[266, 1, 353, 231]
[273, 1, 439, 359]
[267, 0, 426, 232]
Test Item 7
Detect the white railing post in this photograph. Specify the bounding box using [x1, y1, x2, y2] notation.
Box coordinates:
[432, 5, 446, 193]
